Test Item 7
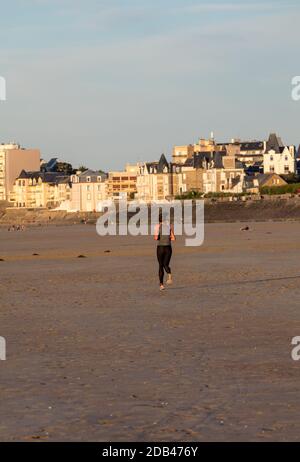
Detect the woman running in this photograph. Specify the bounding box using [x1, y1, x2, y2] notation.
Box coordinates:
[154, 214, 176, 290]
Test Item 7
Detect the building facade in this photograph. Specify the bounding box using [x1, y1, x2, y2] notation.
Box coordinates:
[10, 170, 71, 208]
[263, 146, 296, 175]
[137, 155, 184, 201]
[107, 164, 138, 200]
[0, 143, 40, 201]
[136, 151, 245, 200]
[70, 170, 107, 212]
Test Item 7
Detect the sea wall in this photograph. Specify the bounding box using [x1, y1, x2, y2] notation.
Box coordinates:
[2, 195, 300, 226]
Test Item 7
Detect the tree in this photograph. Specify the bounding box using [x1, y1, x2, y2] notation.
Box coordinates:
[77, 165, 89, 172]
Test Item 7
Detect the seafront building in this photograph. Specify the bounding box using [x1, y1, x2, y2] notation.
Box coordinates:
[263, 146, 296, 175]
[1, 132, 298, 209]
[0, 143, 40, 201]
[216, 140, 266, 167]
[136, 150, 245, 201]
[137, 154, 185, 201]
[106, 164, 138, 200]
[70, 170, 107, 212]
[10, 170, 71, 208]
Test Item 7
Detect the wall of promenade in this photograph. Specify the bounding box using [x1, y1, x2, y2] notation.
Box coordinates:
[2, 194, 300, 225]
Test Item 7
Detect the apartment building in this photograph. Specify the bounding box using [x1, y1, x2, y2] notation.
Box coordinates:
[172, 144, 194, 165]
[137, 154, 182, 201]
[188, 151, 245, 194]
[137, 151, 245, 200]
[216, 139, 265, 167]
[0, 143, 40, 201]
[70, 170, 107, 212]
[10, 170, 71, 208]
[202, 167, 245, 194]
[172, 135, 216, 165]
[107, 164, 138, 200]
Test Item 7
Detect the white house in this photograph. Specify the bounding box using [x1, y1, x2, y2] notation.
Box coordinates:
[70, 170, 107, 212]
[263, 146, 296, 175]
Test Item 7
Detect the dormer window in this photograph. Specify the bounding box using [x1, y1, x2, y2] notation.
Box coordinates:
[87, 177, 91, 182]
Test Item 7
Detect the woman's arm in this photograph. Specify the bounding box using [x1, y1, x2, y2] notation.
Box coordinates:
[170, 225, 176, 241]
[154, 224, 160, 241]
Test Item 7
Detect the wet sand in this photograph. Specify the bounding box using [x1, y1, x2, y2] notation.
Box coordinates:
[1, 222, 300, 441]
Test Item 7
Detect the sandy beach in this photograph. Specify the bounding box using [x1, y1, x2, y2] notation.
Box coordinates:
[1, 221, 300, 441]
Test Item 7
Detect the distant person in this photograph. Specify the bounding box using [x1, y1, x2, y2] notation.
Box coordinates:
[154, 214, 176, 291]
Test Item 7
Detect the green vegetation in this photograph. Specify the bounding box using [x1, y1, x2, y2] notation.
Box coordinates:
[56, 162, 73, 175]
[280, 174, 300, 184]
[76, 166, 106, 174]
[204, 192, 250, 198]
[175, 190, 203, 200]
[260, 183, 300, 195]
[77, 165, 89, 172]
[175, 191, 250, 200]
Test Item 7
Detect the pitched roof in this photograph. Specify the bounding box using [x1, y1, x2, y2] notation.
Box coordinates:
[78, 170, 107, 182]
[266, 133, 284, 152]
[42, 158, 58, 172]
[185, 151, 225, 169]
[146, 154, 170, 173]
[255, 173, 287, 187]
[240, 141, 264, 151]
[17, 170, 70, 185]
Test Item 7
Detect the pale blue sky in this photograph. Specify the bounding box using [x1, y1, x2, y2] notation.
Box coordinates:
[0, 0, 300, 170]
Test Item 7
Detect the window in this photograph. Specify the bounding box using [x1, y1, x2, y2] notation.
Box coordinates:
[87, 193, 91, 200]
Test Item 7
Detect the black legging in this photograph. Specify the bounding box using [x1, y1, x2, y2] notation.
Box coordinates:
[157, 245, 172, 284]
